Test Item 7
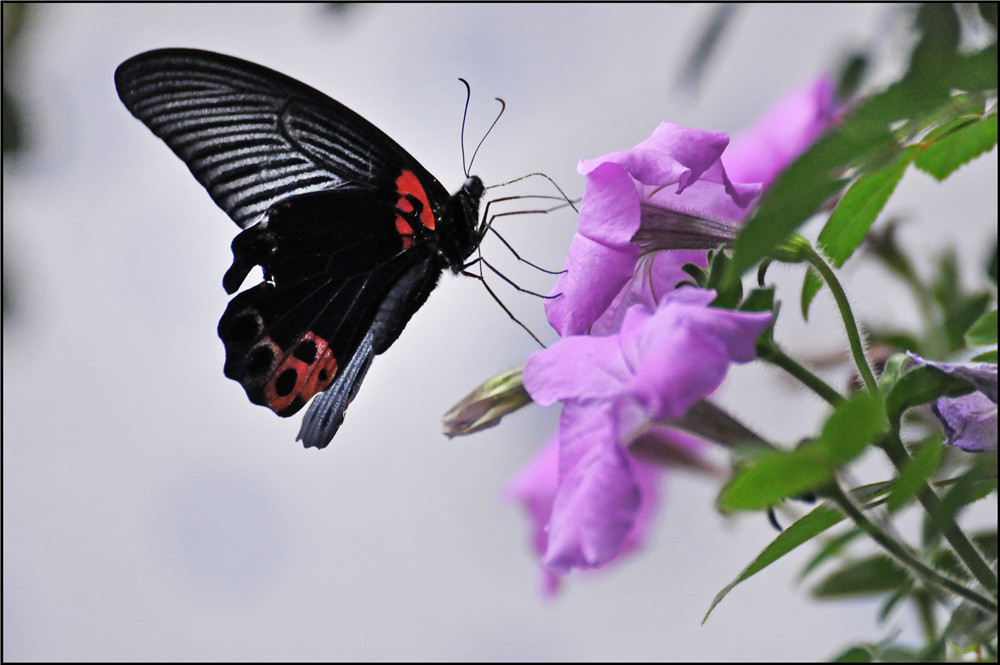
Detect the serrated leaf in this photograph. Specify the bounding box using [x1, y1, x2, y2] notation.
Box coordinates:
[887, 441, 943, 512]
[812, 555, 909, 597]
[818, 145, 918, 267]
[704, 502, 844, 622]
[967, 309, 998, 346]
[915, 114, 997, 181]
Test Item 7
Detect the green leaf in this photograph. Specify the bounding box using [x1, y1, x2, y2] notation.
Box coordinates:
[812, 555, 909, 597]
[935, 531, 999, 582]
[971, 349, 998, 363]
[800, 267, 823, 320]
[703, 502, 844, 622]
[877, 579, 915, 624]
[728, 123, 878, 279]
[835, 51, 868, 101]
[799, 528, 863, 581]
[818, 392, 885, 462]
[818, 145, 918, 267]
[886, 441, 943, 512]
[680, 262, 707, 287]
[884, 366, 975, 426]
[922, 470, 997, 548]
[719, 447, 835, 511]
[879, 353, 910, 398]
[719, 394, 883, 511]
[705, 251, 742, 309]
[972, 530, 998, 563]
[945, 292, 991, 352]
[966, 309, 998, 346]
[738, 286, 775, 313]
[914, 115, 997, 181]
[726, 4, 996, 282]
[928, 250, 994, 353]
[831, 646, 873, 663]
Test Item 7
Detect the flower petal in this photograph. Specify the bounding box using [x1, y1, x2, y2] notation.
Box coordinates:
[579, 122, 731, 193]
[544, 428, 642, 573]
[932, 393, 998, 452]
[724, 75, 838, 186]
[545, 163, 642, 336]
[618, 291, 772, 421]
[503, 437, 563, 595]
[523, 335, 630, 407]
[589, 250, 707, 336]
[908, 353, 998, 403]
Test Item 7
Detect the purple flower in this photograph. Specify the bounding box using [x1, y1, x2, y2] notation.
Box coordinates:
[522, 289, 772, 574]
[544, 125, 759, 337]
[908, 354, 998, 452]
[545, 76, 838, 337]
[503, 435, 661, 595]
[506, 76, 834, 591]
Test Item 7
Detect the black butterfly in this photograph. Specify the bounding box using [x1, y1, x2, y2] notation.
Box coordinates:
[115, 48, 486, 449]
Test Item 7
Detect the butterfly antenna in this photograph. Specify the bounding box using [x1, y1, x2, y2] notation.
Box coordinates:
[458, 78, 472, 177]
[467, 97, 505, 174]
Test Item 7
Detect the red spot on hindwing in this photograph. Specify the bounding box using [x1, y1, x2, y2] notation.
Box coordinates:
[263, 332, 339, 415]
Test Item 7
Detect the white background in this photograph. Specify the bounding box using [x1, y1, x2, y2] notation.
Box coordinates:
[4, 4, 996, 661]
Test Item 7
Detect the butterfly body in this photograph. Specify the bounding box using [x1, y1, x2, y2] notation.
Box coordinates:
[115, 49, 484, 448]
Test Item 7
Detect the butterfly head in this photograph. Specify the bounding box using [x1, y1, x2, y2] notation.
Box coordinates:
[438, 175, 485, 271]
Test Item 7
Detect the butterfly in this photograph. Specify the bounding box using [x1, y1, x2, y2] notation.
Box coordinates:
[115, 48, 488, 449]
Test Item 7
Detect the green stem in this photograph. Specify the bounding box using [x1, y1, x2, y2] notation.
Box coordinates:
[913, 590, 938, 648]
[881, 431, 999, 596]
[803, 247, 880, 396]
[827, 483, 997, 614]
[757, 339, 845, 407]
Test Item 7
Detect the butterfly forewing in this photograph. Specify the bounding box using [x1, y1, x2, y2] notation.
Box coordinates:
[114, 49, 450, 228]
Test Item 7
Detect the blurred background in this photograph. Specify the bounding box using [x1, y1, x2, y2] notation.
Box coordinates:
[3, 3, 996, 660]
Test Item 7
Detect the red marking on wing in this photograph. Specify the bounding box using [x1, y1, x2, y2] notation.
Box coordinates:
[395, 217, 414, 250]
[395, 170, 435, 230]
[264, 332, 339, 414]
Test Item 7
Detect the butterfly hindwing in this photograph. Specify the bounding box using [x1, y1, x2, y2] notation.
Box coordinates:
[218, 187, 444, 424]
[295, 330, 375, 449]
